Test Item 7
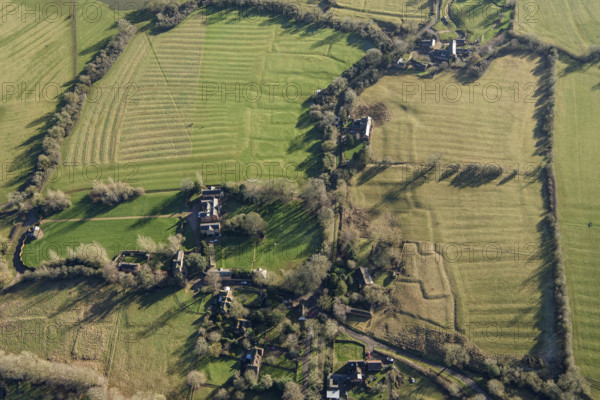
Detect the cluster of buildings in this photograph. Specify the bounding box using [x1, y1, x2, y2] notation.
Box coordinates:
[346, 116, 373, 142]
[395, 38, 472, 72]
[199, 186, 223, 237]
[327, 359, 384, 399]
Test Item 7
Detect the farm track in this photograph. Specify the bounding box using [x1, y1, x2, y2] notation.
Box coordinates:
[42, 213, 191, 223]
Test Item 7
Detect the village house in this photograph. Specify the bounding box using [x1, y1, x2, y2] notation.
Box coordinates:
[244, 346, 264, 376]
[172, 250, 184, 275]
[28, 226, 43, 240]
[411, 59, 429, 71]
[418, 38, 436, 50]
[366, 360, 383, 372]
[118, 262, 140, 273]
[394, 57, 406, 69]
[430, 48, 450, 62]
[349, 116, 372, 141]
[347, 360, 365, 383]
[235, 318, 251, 336]
[326, 375, 341, 399]
[218, 286, 234, 314]
[200, 222, 221, 236]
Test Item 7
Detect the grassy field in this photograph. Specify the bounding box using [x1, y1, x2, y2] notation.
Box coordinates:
[332, 0, 430, 27]
[0, 0, 122, 201]
[349, 54, 552, 356]
[22, 217, 187, 267]
[361, 54, 542, 166]
[350, 165, 550, 354]
[216, 201, 321, 272]
[56, 9, 368, 192]
[553, 60, 600, 388]
[0, 279, 208, 397]
[450, 0, 511, 42]
[45, 190, 186, 220]
[334, 340, 365, 368]
[513, 0, 600, 57]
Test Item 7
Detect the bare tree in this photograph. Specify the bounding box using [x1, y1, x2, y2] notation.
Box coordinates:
[186, 370, 207, 390]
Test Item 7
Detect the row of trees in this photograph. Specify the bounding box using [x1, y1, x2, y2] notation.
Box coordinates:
[147, 0, 198, 30]
[0, 350, 105, 393]
[7, 20, 137, 212]
[89, 179, 144, 206]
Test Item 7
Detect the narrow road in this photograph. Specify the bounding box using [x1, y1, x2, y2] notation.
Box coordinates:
[339, 326, 490, 399]
[41, 212, 190, 223]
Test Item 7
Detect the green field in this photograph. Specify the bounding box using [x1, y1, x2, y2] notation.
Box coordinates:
[333, 0, 430, 27]
[216, 201, 321, 273]
[553, 61, 600, 388]
[349, 54, 551, 355]
[22, 216, 187, 267]
[0, 0, 122, 201]
[45, 190, 186, 220]
[350, 166, 550, 355]
[334, 340, 364, 368]
[513, 0, 600, 57]
[55, 10, 368, 192]
[362, 54, 542, 167]
[450, 0, 511, 42]
[0, 279, 207, 396]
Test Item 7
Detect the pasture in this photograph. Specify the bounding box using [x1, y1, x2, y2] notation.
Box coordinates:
[44, 190, 186, 220]
[349, 164, 550, 355]
[57, 9, 369, 192]
[449, 0, 511, 43]
[513, 0, 600, 57]
[333, 0, 430, 27]
[553, 60, 600, 387]
[348, 54, 552, 355]
[0, 0, 122, 201]
[21, 216, 187, 267]
[361, 54, 542, 167]
[0, 279, 208, 397]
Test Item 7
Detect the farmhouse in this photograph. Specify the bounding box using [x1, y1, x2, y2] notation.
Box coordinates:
[172, 250, 184, 274]
[201, 186, 223, 199]
[199, 197, 220, 222]
[244, 346, 264, 376]
[349, 117, 372, 141]
[200, 222, 221, 236]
